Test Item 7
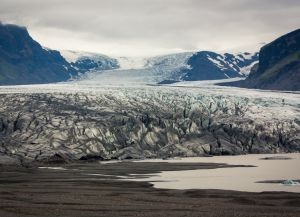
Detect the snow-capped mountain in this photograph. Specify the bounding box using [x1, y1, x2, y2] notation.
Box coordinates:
[182, 51, 259, 81]
[0, 22, 259, 86]
[74, 51, 258, 85]
[60, 50, 120, 72]
[59, 49, 258, 86]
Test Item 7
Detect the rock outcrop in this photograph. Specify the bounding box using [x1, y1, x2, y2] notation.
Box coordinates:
[0, 23, 77, 85]
[222, 29, 300, 91]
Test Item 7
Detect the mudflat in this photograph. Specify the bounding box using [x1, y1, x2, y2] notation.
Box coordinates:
[0, 161, 300, 217]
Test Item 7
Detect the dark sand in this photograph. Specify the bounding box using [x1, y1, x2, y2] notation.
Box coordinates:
[0, 161, 300, 217]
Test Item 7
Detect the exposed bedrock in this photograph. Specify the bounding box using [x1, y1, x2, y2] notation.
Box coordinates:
[0, 89, 299, 164]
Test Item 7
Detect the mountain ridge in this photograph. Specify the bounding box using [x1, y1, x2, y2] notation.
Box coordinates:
[73, 51, 258, 85]
[60, 50, 119, 72]
[0, 22, 259, 85]
[182, 51, 259, 81]
[0, 23, 77, 85]
[221, 29, 300, 91]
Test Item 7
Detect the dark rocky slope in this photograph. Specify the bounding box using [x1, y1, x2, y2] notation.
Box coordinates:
[182, 51, 258, 81]
[0, 23, 259, 85]
[222, 29, 300, 90]
[0, 23, 77, 85]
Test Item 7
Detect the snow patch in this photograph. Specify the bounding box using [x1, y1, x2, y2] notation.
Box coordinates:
[60, 50, 114, 63]
[239, 61, 259, 76]
[207, 56, 227, 70]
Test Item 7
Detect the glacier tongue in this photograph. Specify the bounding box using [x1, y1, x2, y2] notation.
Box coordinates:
[0, 83, 299, 163]
[60, 50, 258, 85]
[76, 52, 194, 85]
[239, 61, 259, 76]
[115, 56, 149, 70]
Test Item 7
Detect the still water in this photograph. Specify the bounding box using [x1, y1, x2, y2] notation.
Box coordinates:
[128, 153, 300, 192]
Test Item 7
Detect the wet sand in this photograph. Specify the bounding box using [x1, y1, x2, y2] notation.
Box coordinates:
[1, 161, 300, 217]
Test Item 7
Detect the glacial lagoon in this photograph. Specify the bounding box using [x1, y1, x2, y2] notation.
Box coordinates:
[126, 154, 300, 192]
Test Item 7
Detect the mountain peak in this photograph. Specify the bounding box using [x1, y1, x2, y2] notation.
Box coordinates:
[182, 51, 259, 81]
[0, 23, 76, 85]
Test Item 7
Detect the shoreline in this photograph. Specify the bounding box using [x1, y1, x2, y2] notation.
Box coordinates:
[1, 151, 299, 167]
[1, 160, 300, 217]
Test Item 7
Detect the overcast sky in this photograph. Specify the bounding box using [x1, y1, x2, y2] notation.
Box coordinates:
[0, 0, 299, 57]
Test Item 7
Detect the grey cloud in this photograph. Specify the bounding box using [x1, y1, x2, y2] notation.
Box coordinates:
[0, 0, 299, 56]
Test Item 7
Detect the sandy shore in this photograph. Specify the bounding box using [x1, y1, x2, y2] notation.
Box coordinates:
[1, 161, 300, 217]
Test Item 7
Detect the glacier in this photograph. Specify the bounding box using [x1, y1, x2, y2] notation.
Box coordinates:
[75, 52, 194, 86]
[60, 50, 258, 85]
[0, 50, 298, 165]
[0, 80, 299, 164]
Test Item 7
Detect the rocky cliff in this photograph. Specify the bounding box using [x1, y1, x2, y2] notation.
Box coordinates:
[0, 23, 77, 85]
[223, 29, 300, 90]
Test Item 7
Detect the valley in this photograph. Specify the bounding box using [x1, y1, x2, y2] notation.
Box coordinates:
[1, 1, 300, 217]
